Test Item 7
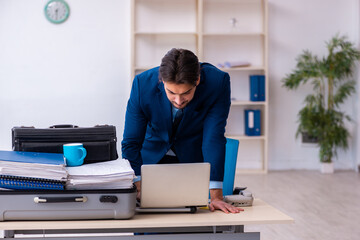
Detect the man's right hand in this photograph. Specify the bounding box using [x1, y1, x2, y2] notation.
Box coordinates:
[134, 181, 141, 201]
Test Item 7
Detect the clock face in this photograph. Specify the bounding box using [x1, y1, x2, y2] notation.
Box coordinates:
[44, 0, 70, 24]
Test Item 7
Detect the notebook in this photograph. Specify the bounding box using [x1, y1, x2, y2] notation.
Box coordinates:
[0, 150, 65, 166]
[137, 163, 210, 213]
[0, 175, 65, 190]
[0, 150, 67, 181]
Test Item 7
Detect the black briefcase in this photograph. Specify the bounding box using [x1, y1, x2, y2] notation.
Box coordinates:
[12, 124, 118, 164]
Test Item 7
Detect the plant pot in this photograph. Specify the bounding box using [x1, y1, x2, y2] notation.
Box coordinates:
[320, 162, 334, 174]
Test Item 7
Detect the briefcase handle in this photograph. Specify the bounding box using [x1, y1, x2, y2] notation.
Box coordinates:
[49, 124, 79, 129]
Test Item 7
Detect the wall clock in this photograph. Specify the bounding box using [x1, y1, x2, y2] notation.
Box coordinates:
[44, 0, 70, 24]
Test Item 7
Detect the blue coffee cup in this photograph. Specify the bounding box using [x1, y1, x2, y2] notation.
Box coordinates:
[63, 143, 87, 167]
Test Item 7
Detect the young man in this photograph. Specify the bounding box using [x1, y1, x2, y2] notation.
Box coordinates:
[122, 48, 241, 213]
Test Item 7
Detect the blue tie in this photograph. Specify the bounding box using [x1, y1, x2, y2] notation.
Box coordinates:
[170, 109, 183, 154]
[172, 109, 183, 135]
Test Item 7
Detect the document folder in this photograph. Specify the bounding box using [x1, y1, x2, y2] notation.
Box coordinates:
[0, 150, 67, 183]
[245, 109, 261, 136]
[0, 150, 65, 166]
[249, 75, 265, 101]
[0, 175, 64, 190]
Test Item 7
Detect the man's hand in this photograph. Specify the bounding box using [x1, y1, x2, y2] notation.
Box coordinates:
[209, 189, 244, 214]
[134, 181, 141, 201]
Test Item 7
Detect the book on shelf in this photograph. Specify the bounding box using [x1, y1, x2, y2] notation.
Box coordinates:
[0, 175, 65, 190]
[244, 109, 261, 136]
[249, 75, 265, 101]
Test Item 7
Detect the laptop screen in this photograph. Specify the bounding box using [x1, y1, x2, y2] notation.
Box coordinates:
[140, 163, 210, 208]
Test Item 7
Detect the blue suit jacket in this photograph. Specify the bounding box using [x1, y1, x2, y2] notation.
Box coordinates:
[121, 63, 231, 181]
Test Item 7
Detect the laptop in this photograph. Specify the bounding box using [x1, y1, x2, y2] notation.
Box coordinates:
[137, 162, 210, 213]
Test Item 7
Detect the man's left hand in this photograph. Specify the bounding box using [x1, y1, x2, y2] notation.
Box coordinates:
[209, 189, 244, 214]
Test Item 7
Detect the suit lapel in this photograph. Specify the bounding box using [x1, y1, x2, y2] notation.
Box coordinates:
[157, 82, 172, 141]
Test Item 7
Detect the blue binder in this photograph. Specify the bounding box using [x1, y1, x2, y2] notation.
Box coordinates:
[249, 75, 265, 101]
[258, 75, 265, 101]
[0, 175, 64, 190]
[0, 150, 65, 166]
[249, 75, 259, 101]
[244, 109, 261, 136]
[0, 150, 67, 189]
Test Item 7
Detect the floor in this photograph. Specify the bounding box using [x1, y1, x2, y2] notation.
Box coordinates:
[235, 170, 360, 240]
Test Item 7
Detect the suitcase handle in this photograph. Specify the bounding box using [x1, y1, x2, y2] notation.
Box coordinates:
[49, 125, 79, 129]
[34, 196, 88, 203]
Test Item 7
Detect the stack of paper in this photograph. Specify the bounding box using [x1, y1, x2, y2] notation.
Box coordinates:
[0, 150, 68, 181]
[66, 159, 135, 190]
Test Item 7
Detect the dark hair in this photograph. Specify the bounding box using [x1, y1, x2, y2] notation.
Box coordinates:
[159, 48, 200, 86]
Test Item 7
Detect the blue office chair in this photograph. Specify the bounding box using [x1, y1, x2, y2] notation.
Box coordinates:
[222, 138, 239, 196]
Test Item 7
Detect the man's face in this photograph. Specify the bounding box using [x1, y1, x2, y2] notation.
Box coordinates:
[163, 78, 200, 109]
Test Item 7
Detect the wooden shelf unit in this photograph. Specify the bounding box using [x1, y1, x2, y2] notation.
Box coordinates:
[131, 0, 268, 173]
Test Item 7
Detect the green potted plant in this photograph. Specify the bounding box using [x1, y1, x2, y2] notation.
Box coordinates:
[282, 35, 360, 173]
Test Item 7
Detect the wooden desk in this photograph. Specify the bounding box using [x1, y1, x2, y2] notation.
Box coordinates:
[0, 199, 293, 239]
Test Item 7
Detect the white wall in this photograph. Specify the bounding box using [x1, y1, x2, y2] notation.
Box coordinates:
[356, 0, 360, 172]
[268, 0, 359, 170]
[0, 0, 359, 170]
[0, 0, 131, 151]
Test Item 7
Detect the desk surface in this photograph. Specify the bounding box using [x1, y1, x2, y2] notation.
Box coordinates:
[0, 199, 293, 231]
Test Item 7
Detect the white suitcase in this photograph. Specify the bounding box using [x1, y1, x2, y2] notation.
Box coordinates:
[0, 187, 136, 221]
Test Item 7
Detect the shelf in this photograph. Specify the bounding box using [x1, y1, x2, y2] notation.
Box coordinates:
[226, 135, 266, 140]
[203, 0, 264, 34]
[231, 101, 266, 106]
[219, 66, 265, 71]
[203, 36, 264, 67]
[134, 34, 197, 68]
[132, 0, 268, 173]
[136, 66, 265, 72]
[135, 32, 198, 36]
[203, 32, 265, 37]
[134, 0, 197, 33]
